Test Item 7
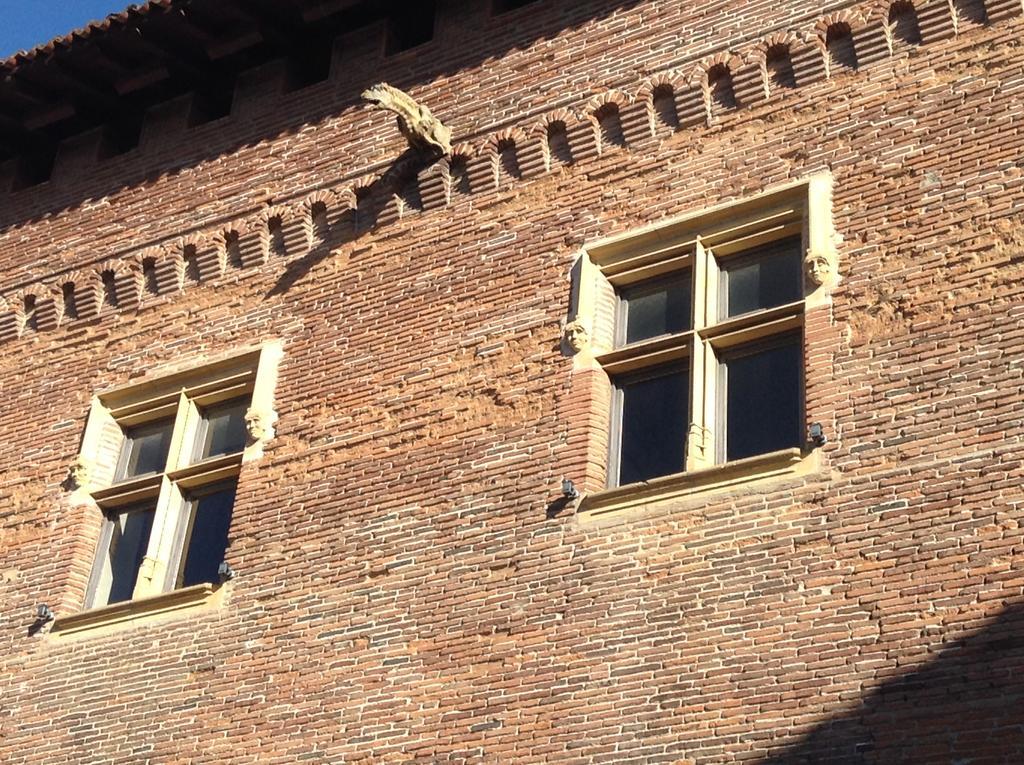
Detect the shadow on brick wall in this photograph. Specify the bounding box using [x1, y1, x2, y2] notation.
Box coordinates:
[268, 147, 429, 296]
[758, 599, 1024, 764]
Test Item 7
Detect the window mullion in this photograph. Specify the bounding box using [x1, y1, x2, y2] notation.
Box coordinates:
[167, 390, 199, 471]
[130, 475, 176, 599]
[162, 482, 192, 592]
[686, 238, 713, 470]
[692, 237, 709, 332]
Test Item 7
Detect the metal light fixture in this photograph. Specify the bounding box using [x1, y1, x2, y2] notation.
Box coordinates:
[808, 422, 827, 447]
[218, 562, 236, 582]
[36, 604, 54, 622]
[561, 478, 580, 500]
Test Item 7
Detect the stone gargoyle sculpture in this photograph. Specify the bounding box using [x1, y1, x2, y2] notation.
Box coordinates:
[361, 82, 452, 157]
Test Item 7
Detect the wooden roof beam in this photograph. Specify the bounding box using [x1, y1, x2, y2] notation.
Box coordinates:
[10, 67, 122, 130]
[222, 0, 306, 49]
[95, 34, 198, 92]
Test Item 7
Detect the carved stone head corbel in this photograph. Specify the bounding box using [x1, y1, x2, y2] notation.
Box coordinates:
[563, 320, 590, 354]
[244, 407, 275, 446]
[67, 456, 92, 491]
[804, 249, 839, 290]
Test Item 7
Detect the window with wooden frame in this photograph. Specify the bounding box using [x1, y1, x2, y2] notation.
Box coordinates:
[573, 175, 834, 508]
[65, 345, 280, 624]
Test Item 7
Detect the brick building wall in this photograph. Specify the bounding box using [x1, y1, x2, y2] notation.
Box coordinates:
[1, 0, 1024, 762]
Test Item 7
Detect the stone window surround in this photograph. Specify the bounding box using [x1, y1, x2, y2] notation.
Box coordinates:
[566, 174, 837, 519]
[51, 341, 282, 636]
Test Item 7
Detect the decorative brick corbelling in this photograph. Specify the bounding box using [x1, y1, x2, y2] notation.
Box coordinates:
[639, 74, 684, 137]
[11, 289, 41, 336]
[96, 261, 137, 313]
[585, 90, 630, 113]
[160, 243, 185, 292]
[689, 52, 744, 87]
[790, 40, 829, 86]
[216, 227, 247, 273]
[34, 293, 59, 332]
[0, 298, 16, 342]
[465, 144, 497, 195]
[953, 0, 990, 29]
[759, 31, 804, 52]
[237, 228, 266, 269]
[516, 134, 548, 180]
[180, 233, 222, 284]
[985, 0, 1024, 23]
[673, 83, 707, 128]
[863, 0, 899, 22]
[852, 19, 892, 66]
[487, 128, 527, 188]
[532, 109, 577, 170]
[917, 0, 958, 41]
[15, 286, 60, 333]
[446, 144, 476, 200]
[531, 108, 576, 140]
[257, 205, 294, 261]
[301, 189, 337, 251]
[590, 101, 627, 155]
[133, 248, 165, 303]
[151, 248, 181, 295]
[60, 269, 97, 322]
[698, 55, 742, 124]
[377, 193, 401, 227]
[619, 99, 654, 147]
[816, 9, 867, 35]
[417, 162, 448, 211]
[732, 63, 768, 107]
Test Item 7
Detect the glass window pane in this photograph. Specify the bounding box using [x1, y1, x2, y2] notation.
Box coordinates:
[180, 485, 236, 587]
[721, 237, 802, 318]
[101, 506, 155, 605]
[118, 419, 174, 479]
[197, 399, 248, 459]
[724, 337, 801, 462]
[616, 367, 688, 486]
[621, 272, 691, 345]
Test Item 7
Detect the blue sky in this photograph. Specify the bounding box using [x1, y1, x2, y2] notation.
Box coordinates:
[0, 1, 132, 58]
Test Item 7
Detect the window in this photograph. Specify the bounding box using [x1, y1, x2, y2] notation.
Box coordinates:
[68, 345, 281, 621]
[575, 176, 834, 505]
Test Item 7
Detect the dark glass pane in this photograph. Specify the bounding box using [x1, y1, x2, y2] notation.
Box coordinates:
[721, 237, 802, 318]
[105, 508, 155, 605]
[199, 400, 248, 459]
[621, 272, 691, 345]
[120, 420, 173, 479]
[725, 338, 801, 461]
[181, 486, 236, 587]
[617, 368, 688, 485]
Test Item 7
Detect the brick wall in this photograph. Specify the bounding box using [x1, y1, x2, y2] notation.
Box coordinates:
[2, 0, 1024, 762]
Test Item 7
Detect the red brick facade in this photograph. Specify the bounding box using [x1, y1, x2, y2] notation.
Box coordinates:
[2, 0, 1024, 762]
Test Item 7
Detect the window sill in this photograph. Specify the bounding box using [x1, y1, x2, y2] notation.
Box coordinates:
[577, 447, 817, 520]
[50, 583, 225, 638]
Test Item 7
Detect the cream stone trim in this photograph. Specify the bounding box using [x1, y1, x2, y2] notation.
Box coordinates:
[49, 583, 225, 638]
[243, 340, 282, 461]
[578, 447, 819, 520]
[804, 172, 838, 308]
